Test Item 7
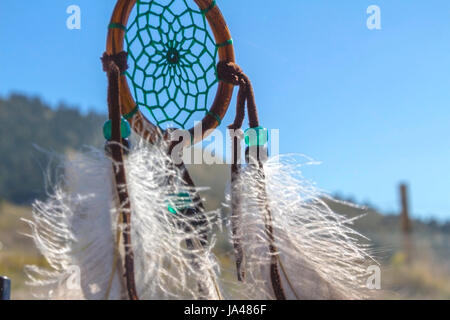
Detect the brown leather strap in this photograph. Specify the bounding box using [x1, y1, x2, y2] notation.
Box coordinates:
[258, 164, 286, 300]
[102, 52, 139, 300]
[218, 61, 287, 300]
[230, 131, 245, 281]
[217, 61, 259, 129]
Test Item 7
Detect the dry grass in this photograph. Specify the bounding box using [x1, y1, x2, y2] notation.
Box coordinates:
[1, 198, 449, 299]
[0, 201, 48, 299]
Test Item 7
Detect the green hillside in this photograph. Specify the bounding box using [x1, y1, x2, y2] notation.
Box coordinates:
[0, 94, 105, 204]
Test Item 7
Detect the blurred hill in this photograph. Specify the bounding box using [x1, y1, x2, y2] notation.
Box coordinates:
[326, 199, 450, 299]
[0, 94, 449, 299]
[0, 94, 105, 204]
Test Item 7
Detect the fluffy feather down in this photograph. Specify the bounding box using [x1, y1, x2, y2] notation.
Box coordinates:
[25, 138, 222, 300]
[227, 154, 374, 300]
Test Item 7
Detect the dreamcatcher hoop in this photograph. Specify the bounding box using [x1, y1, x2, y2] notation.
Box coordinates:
[106, 0, 235, 145]
[102, 0, 236, 300]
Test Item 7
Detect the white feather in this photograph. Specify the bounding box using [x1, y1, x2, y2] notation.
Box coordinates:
[227, 154, 374, 300]
[25, 137, 223, 300]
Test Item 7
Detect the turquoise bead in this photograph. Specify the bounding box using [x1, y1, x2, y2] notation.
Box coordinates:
[167, 204, 178, 215]
[166, 192, 192, 215]
[103, 117, 131, 141]
[244, 127, 268, 147]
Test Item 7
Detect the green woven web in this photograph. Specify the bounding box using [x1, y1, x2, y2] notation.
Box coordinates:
[125, 0, 218, 129]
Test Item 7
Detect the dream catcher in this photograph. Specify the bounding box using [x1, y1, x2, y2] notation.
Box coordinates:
[27, 0, 372, 300]
[27, 0, 233, 300]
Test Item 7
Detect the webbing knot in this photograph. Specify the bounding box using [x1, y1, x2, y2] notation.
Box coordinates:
[217, 61, 247, 87]
[217, 61, 259, 130]
[101, 51, 129, 74]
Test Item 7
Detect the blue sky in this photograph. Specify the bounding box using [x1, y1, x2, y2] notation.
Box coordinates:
[1, 1, 449, 221]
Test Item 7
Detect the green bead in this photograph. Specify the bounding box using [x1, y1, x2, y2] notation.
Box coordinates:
[244, 127, 268, 147]
[166, 192, 192, 215]
[121, 118, 131, 139]
[102, 121, 111, 140]
[167, 205, 178, 215]
[103, 118, 131, 141]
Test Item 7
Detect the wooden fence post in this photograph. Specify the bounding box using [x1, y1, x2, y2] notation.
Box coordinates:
[399, 183, 413, 263]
